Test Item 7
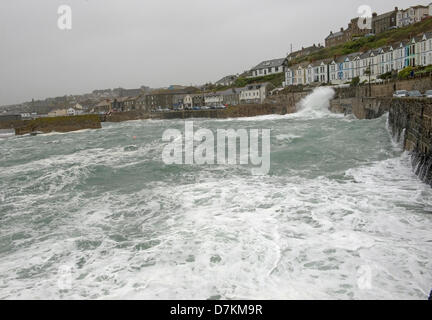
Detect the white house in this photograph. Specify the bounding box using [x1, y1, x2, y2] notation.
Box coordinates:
[282, 32, 432, 88]
[294, 64, 308, 85]
[417, 32, 432, 66]
[250, 58, 286, 78]
[397, 5, 430, 27]
[183, 95, 193, 108]
[72, 103, 84, 115]
[303, 60, 330, 85]
[284, 67, 295, 86]
[393, 41, 407, 70]
[314, 60, 330, 83]
[67, 108, 77, 116]
[204, 94, 224, 106]
[329, 60, 339, 83]
[239, 83, 271, 104]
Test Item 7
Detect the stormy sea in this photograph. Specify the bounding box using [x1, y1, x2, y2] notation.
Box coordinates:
[0, 88, 431, 300]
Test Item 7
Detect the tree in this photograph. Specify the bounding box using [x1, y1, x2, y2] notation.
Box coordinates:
[234, 77, 247, 87]
[350, 76, 360, 87]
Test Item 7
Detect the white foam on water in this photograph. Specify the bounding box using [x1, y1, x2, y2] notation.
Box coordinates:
[1, 152, 431, 300]
[1, 109, 432, 300]
[0, 129, 15, 139]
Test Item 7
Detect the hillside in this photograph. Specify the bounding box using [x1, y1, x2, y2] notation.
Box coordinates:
[289, 17, 432, 66]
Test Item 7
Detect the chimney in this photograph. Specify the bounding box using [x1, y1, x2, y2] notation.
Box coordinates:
[330, 31, 333, 35]
[395, 7, 398, 11]
[373, 12, 377, 17]
[340, 27, 344, 32]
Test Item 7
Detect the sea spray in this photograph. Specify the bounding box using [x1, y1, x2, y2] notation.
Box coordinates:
[296, 87, 336, 117]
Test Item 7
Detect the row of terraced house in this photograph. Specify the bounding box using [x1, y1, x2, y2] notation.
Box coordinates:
[89, 83, 274, 114]
[284, 32, 432, 87]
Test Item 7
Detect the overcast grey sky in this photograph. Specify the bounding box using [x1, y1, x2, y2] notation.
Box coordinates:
[0, 0, 425, 105]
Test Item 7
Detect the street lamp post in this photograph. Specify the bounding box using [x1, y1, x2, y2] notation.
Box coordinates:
[368, 61, 371, 97]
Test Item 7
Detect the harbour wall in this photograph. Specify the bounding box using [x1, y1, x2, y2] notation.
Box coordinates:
[330, 94, 432, 187]
[13, 115, 102, 135]
[103, 92, 308, 122]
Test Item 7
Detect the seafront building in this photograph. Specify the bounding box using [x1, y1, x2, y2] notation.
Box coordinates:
[239, 83, 272, 104]
[249, 58, 286, 78]
[284, 32, 432, 87]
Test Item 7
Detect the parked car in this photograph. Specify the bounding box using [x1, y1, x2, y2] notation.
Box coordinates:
[201, 106, 210, 110]
[408, 90, 422, 97]
[424, 90, 432, 98]
[193, 107, 201, 111]
[393, 90, 409, 98]
[215, 105, 226, 109]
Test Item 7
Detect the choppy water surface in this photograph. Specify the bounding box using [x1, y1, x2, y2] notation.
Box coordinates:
[0, 89, 431, 299]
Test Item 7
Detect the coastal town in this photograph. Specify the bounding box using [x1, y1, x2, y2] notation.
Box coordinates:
[2, 3, 432, 121]
[2, 1, 432, 304]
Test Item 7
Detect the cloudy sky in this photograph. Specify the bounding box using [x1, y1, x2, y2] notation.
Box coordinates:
[0, 0, 425, 105]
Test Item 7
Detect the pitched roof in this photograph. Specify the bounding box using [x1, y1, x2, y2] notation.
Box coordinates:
[288, 44, 323, 58]
[251, 58, 286, 71]
[326, 30, 345, 40]
[373, 10, 397, 20]
[215, 75, 237, 84]
[95, 99, 112, 107]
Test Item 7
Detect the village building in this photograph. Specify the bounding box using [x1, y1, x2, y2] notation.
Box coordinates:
[92, 99, 112, 114]
[144, 87, 200, 110]
[215, 75, 237, 86]
[204, 88, 245, 107]
[183, 94, 205, 108]
[135, 95, 149, 112]
[325, 28, 349, 47]
[239, 83, 273, 104]
[48, 109, 68, 117]
[345, 17, 372, 40]
[397, 5, 430, 27]
[249, 58, 286, 78]
[287, 44, 323, 62]
[112, 96, 138, 112]
[372, 7, 399, 34]
[285, 31, 432, 88]
[204, 94, 223, 107]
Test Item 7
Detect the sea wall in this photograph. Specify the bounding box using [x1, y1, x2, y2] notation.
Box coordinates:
[103, 94, 308, 123]
[14, 115, 101, 135]
[331, 76, 432, 99]
[0, 120, 26, 130]
[151, 103, 296, 120]
[330, 96, 392, 119]
[389, 98, 432, 185]
[330, 93, 432, 187]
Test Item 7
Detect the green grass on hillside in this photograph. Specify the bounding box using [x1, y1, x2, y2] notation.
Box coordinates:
[289, 17, 432, 66]
[210, 73, 284, 92]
